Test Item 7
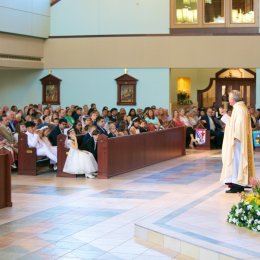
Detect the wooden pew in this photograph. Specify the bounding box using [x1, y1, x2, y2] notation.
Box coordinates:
[18, 133, 49, 175]
[0, 153, 12, 208]
[57, 128, 185, 179]
[98, 127, 186, 179]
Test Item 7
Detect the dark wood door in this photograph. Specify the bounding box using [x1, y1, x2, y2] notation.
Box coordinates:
[216, 78, 256, 109]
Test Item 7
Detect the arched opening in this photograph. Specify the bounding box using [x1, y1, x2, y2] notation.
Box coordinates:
[197, 68, 256, 109]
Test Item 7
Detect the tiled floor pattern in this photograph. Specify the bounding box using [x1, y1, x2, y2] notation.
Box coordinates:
[0, 150, 259, 259]
[135, 152, 260, 260]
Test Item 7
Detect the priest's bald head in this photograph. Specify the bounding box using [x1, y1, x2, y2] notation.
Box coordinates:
[229, 90, 242, 106]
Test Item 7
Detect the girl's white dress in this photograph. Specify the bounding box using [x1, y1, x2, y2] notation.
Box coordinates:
[63, 139, 98, 175]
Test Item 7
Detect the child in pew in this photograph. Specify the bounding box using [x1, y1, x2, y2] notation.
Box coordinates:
[25, 121, 58, 170]
[81, 129, 100, 161]
[38, 125, 57, 167]
[63, 128, 97, 178]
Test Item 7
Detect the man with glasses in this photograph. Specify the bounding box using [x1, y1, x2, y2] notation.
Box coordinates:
[201, 107, 223, 148]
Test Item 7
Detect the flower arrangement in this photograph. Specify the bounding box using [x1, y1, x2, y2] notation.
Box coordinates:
[177, 91, 193, 105]
[227, 178, 260, 232]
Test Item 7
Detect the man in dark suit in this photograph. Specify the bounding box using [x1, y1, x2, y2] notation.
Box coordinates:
[80, 125, 97, 150]
[48, 118, 67, 146]
[201, 107, 223, 148]
[84, 129, 100, 161]
[96, 116, 109, 136]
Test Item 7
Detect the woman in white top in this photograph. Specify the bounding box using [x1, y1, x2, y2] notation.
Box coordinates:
[179, 108, 196, 149]
[63, 128, 97, 178]
[187, 111, 198, 127]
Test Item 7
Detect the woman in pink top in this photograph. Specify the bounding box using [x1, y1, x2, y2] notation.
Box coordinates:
[172, 110, 185, 127]
[174, 109, 196, 149]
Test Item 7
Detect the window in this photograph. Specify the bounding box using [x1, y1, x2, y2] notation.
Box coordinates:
[171, 0, 258, 31]
[231, 0, 255, 24]
[176, 0, 198, 24]
[204, 0, 225, 24]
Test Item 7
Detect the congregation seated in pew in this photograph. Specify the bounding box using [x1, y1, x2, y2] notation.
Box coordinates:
[1, 102, 259, 173]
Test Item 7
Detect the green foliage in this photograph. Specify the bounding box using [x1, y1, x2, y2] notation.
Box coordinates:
[177, 91, 193, 105]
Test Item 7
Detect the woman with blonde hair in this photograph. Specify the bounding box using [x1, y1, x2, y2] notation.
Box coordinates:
[179, 108, 196, 149]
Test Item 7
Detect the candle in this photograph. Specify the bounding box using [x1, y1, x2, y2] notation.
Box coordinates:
[176, 9, 183, 23]
[232, 10, 238, 22]
[182, 7, 189, 22]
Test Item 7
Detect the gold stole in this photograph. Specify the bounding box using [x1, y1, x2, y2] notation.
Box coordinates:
[247, 116, 255, 179]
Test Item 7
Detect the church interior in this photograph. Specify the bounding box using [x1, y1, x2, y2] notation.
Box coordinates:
[0, 0, 260, 259]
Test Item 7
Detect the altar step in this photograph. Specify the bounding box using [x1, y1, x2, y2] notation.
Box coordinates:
[135, 224, 238, 260]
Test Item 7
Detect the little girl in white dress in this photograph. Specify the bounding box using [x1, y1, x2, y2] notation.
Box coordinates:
[63, 128, 97, 178]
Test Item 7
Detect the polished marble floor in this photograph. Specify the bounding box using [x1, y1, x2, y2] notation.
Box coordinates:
[0, 149, 259, 259]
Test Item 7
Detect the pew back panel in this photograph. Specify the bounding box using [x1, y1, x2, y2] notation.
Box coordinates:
[98, 127, 185, 179]
[57, 134, 76, 178]
[18, 133, 50, 175]
[0, 153, 12, 208]
[18, 133, 37, 175]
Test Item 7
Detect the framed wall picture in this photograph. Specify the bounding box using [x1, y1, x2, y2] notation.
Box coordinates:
[40, 74, 61, 105]
[115, 73, 138, 105]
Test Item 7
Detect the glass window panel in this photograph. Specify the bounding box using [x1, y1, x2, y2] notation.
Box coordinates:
[204, 0, 225, 24]
[176, 0, 198, 24]
[231, 0, 254, 23]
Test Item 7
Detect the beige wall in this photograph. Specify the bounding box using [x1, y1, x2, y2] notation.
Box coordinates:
[0, 33, 44, 69]
[44, 36, 260, 69]
[1, 34, 259, 70]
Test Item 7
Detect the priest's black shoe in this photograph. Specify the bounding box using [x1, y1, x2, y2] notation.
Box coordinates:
[225, 184, 244, 193]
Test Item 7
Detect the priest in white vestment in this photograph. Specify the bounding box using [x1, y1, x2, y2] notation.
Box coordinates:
[220, 90, 255, 193]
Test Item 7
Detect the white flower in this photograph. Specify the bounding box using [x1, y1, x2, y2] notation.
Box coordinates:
[235, 209, 240, 216]
[257, 211, 260, 216]
[257, 225, 260, 231]
[247, 205, 253, 210]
